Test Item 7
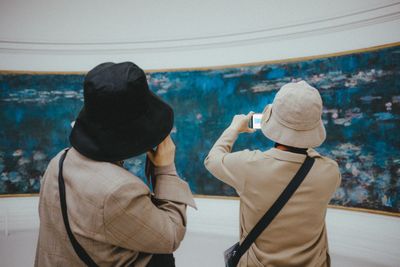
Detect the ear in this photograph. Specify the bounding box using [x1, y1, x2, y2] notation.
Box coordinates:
[261, 104, 272, 124]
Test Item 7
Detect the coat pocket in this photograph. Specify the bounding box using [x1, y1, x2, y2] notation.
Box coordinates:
[315, 248, 330, 267]
[247, 248, 264, 267]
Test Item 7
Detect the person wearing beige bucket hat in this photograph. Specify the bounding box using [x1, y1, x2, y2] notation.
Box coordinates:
[205, 80, 341, 267]
[261, 80, 326, 148]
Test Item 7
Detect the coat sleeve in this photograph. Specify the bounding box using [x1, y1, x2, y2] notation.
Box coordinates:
[103, 163, 196, 254]
[204, 127, 251, 195]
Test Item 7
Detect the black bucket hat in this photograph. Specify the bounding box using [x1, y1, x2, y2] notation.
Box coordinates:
[69, 62, 174, 162]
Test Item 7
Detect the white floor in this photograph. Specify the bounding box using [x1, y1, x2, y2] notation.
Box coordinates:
[0, 197, 399, 267]
[174, 231, 385, 267]
[0, 229, 394, 267]
[0, 230, 38, 267]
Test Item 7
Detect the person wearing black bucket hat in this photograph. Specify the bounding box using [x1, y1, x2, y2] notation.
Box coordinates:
[70, 62, 175, 162]
[35, 62, 196, 267]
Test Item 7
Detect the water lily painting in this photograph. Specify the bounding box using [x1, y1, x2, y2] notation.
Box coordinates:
[0, 44, 399, 213]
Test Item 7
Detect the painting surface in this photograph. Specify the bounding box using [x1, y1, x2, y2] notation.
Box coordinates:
[1, 45, 399, 213]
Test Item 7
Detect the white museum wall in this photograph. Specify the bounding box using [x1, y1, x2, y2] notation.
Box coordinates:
[1, 197, 400, 267]
[0, 0, 400, 266]
[0, 0, 400, 71]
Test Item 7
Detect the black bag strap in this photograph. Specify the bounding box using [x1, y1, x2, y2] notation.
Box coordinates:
[233, 155, 315, 264]
[58, 149, 99, 267]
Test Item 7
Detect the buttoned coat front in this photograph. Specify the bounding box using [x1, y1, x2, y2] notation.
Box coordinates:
[205, 128, 341, 267]
[35, 148, 196, 267]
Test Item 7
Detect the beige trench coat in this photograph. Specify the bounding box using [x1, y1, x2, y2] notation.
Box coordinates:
[205, 128, 341, 267]
[35, 148, 196, 267]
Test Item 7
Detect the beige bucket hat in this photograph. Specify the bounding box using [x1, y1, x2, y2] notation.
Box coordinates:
[261, 80, 326, 148]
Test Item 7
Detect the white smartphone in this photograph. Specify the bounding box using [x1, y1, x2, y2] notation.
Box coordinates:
[249, 113, 263, 129]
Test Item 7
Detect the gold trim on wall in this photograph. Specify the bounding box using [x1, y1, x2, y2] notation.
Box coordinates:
[1, 42, 400, 217]
[0, 193, 39, 198]
[148, 41, 400, 73]
[0, 42, 399, 75]
[0, 193, 399, 217]
[192, 194, 400, 218]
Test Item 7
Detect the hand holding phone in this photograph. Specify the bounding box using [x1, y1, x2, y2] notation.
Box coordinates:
[249, 113, 263, 129]
[147, 135, 176, 167]
[229, 112, 256, 133]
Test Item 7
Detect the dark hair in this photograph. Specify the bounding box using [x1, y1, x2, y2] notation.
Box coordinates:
[274, 143, 307, 154]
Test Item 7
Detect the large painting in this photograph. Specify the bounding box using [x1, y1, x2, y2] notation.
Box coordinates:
[0, 44, 399, 214]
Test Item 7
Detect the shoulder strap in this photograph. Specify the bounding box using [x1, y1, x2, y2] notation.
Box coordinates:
[233, 155, 315, 264]
[58, 149, 99, 267]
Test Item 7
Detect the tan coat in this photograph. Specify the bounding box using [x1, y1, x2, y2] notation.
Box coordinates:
[205, 128, 341, 267]
[35, 148, 196, 267]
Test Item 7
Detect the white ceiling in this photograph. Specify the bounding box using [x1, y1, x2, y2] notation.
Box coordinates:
[0, 0, 398, 44]
[0, 0, 399, 71]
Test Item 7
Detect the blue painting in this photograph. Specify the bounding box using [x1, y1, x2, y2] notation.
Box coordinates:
[1, 44, 399, 213]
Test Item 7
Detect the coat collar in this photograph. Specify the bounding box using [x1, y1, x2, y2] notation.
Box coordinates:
[264, 148, 321, 163]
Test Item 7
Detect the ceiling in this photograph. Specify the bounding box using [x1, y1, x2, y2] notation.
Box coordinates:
[0, 0, 399, 48]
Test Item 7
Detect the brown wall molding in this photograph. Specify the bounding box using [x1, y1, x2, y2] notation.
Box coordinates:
[0, 41, 399, 74]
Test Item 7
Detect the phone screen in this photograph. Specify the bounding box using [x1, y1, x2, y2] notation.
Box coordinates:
[251, 113, 263, 129]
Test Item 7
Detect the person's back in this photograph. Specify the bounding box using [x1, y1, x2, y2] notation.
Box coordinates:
[35, 62, 196, 267]
[205, 81, 341, 267]
[36, 148, 191, 266]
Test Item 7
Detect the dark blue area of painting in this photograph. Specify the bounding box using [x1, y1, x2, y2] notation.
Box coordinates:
[1, 46, 400, 213]
[0, 75, 84, 193]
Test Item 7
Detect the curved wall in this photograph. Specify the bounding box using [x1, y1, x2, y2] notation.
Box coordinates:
[0, 2, 400, 267]
[1, 0, 400, 213]
[1, 0, 400, 71]
[1, 43, 400, 215]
